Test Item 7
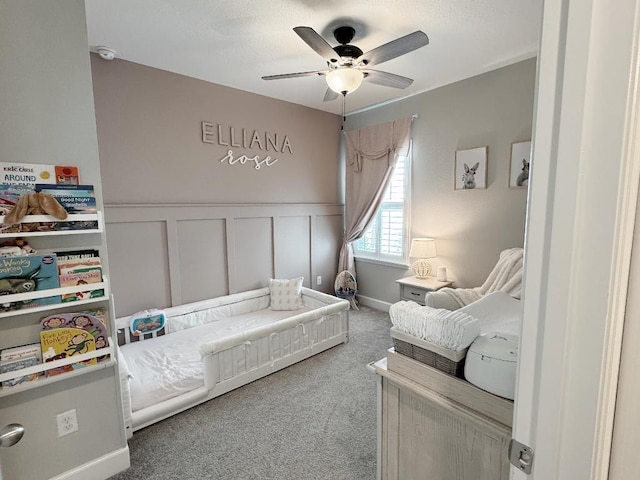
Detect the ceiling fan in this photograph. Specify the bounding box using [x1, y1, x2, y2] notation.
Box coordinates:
[262, 25, 429, 101]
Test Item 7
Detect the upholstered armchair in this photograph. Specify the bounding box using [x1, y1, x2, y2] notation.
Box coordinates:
[424, 247, 524, 310]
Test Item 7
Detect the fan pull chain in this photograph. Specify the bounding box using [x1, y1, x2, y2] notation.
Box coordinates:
[341, 93, 346, 131]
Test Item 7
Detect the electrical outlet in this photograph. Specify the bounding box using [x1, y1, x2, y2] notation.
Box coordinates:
[56, 409, 78, 437]
[316, 275, 322, 285]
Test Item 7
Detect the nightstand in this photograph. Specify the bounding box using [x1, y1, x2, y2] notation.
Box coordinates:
[396, 276, 454, 305]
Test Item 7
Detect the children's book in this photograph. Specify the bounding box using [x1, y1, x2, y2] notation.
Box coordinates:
[59, 269, 103, 288]
[40, 327, 97, 376]
[1, 342, 42, 362]
[55, 249, 101, 272]
[34, 184, 96, 214]
[0, 356, 40, 388]
[0, 163, 57, 187]
[0, 183, 34, 218]
[61, 220, 99, 230]
[55, 249, 103, 302]
[0, 254, 61, 311]
[40, 312, 108, 346]
[0, 342, 43, 388]
[81, 307, 109, 331]
[54, 166, 80, 185]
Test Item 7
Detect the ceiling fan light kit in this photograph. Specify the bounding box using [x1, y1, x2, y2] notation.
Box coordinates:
[261, 24, 429, 102]
[326, 67, 364, 94]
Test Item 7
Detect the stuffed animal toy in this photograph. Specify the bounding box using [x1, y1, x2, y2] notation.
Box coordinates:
[0, 238, 36, 257]
[4, 192, 68, 224]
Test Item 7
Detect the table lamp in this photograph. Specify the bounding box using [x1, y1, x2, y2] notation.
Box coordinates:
[409, 238, 437, 279]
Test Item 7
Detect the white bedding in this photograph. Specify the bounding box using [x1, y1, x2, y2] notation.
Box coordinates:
[121, 306, 311, 412]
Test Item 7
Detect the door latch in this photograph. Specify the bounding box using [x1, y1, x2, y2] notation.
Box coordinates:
[509, 438, 534, 474]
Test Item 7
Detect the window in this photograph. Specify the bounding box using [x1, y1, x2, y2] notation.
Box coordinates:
[353, 154, 411, 264]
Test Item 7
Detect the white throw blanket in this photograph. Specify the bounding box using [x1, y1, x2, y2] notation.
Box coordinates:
[429, 247, 524, 309]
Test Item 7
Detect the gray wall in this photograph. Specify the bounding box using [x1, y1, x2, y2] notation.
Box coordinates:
[93, 57, 535, 313]
[347, 59, 536, 305]
[91, 57, 342, 205]
[91, 58, 344, 316]
[0, 1, 127, 479]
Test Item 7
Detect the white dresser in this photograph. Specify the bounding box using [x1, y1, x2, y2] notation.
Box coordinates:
[372, 349, 513, 480]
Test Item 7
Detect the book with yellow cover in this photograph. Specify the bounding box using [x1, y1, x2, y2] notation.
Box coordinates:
[40, 327, 96, 376]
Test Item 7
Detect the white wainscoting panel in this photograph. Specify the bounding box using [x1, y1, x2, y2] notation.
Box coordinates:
[275, 215, 311, 284]
[233, 217, 274, 293]
[176, 218, 228, 304]
[314, 213, 343, 290]
[105, 204, 343, 317]
[106, 220, 172, 315]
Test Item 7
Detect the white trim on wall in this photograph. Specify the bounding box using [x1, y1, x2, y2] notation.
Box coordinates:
[104, 203, 344, 317]
[356, 295, 393, 312]
[49, 447, 130, 480]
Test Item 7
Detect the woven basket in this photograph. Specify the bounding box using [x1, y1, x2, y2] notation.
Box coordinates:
[392, 338, 465, 377]
[390, 327, 467, 377]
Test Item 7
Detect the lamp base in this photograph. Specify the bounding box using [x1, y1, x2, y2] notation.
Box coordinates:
[412, 259, 433, 279]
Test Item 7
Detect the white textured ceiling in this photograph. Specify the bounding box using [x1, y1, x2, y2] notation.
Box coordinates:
[85, 0, 542, 115]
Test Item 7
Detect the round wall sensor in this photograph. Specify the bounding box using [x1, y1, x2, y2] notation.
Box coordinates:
[96, 46, 116, 61]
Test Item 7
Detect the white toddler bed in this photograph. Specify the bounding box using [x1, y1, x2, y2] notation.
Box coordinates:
[116, 286, 349, 435]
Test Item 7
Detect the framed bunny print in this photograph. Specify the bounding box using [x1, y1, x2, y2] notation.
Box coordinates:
[509, 140, 531, 188]
[455, 146, 488, 190]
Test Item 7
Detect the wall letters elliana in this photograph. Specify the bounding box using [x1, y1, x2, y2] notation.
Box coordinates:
[201, 122, 293, 170]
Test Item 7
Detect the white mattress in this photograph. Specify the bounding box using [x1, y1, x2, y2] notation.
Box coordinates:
[121, 306, 311, 412]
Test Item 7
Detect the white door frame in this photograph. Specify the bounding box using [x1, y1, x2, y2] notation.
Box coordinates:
[609, 185, 640, 479]
[512, 0, 640, 478]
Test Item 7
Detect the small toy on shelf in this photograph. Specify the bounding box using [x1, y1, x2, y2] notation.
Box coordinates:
[0, 239, 36, 257]
[4, 192, 68, 224]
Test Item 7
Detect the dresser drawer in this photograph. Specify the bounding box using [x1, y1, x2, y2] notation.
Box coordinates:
[401, 285, 428, 303]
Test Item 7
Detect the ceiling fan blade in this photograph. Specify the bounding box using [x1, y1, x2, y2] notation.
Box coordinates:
[363, 70, 414, 89]
[293, 26, 340, 63]
[358, 31, 429, 67]
[323, 87, 340, 102]
[262, 70, 326, 80]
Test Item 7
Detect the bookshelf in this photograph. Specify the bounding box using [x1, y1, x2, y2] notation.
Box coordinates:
[0, 217, 116, 398]
[1, 5, 130, 477]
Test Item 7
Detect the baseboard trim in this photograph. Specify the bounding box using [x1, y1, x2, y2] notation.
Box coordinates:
[356, 295, 392, 312]
[50, 446, 130, 480]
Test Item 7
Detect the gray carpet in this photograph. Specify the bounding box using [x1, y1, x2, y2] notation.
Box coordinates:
[110, 306, 393, 480]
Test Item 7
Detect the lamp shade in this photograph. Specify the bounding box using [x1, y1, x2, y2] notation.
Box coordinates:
[409, 238, 437, 259]
[326, 67, 364, 94]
